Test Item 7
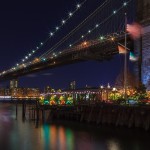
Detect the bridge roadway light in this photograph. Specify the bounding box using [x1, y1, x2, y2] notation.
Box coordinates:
[83, 41, 87, 46]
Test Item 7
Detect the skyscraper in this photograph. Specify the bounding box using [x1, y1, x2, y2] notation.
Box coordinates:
[10, 79, 18, 89]
[69, 81, 76, 90]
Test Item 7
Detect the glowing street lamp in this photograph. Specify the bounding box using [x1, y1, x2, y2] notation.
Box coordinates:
[107, 83, 111, 100]
[112, 87, 117, 100]
[100, 85, 104, 100]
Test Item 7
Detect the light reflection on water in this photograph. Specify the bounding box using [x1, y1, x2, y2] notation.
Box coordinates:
[0, 103, 150, 150]
[41, 124, 75, 150]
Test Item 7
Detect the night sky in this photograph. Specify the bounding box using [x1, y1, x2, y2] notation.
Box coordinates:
[0, 0, 135, 90]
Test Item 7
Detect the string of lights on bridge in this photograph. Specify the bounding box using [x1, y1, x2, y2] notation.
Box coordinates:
[0, 0, 131, 76]
[39, 0, 111, 59]
[13, 1, 87, 67]
[67, 1, 128, 50]
[40, 1, 128, 59]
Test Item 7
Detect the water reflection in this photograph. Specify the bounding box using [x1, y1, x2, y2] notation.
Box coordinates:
[41, 125, 74, 150]
[107, 140, 120, 150]
[0, 104, 150, 150]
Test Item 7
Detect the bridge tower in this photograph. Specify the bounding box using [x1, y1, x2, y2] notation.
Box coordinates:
[135, 0, 150, 90]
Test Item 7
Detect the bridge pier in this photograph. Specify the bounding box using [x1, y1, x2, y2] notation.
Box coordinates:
[36, 100, 40, 125]
[135, 0, 150, 90]
[22, 100, 26, 119]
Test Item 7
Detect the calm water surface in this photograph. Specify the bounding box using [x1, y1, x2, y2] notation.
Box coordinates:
[0, 103, 150, 150]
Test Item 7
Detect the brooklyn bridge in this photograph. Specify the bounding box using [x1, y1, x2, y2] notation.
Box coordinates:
[0, 0, 150, 90]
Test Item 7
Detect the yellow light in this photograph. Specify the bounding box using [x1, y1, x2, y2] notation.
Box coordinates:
[83, 41, 87, 46]
[111, 37, 115, 41]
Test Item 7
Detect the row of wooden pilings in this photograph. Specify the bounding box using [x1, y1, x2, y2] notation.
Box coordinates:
[15, 100, 41, 125]
[17, 101, 150, 131]
[46, 104, 150, 131]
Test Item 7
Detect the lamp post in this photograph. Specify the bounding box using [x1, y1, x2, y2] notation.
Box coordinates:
[100, 85, 104, 101]
[112, 87, 117, 100]
[107, 83, 111, 101]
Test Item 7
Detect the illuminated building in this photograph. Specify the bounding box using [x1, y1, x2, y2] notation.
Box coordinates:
[11, 88, 24, 97]
[0, 88, 5, 96]
[10, 87, 40, 98]
[5, 88, 11, 96]
[10, 79, 18, 89]
[69, 81, 76, 90]
[26, 88, 40, 97]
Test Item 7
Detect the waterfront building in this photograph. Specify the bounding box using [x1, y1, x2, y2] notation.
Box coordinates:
[0, 87, 40, 98]
[11, 88, 24, 97]
[26, 88, 40, 97]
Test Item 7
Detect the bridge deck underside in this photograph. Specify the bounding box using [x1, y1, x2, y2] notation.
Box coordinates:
[0, 36, 131, 81]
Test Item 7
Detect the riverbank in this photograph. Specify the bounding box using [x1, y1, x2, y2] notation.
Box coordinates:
[1, 100, 150, 131]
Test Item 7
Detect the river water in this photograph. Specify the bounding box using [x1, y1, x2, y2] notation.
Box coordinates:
[0, 103, 150, 150]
